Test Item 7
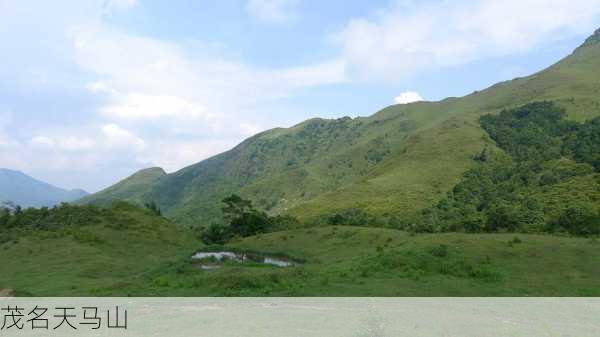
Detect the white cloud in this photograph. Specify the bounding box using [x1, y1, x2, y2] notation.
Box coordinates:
[280, 59, 347, 87]
[333, 0, 600, 81]
[393, 91, 423, 105]
[86, 80, 117, 94]
[102, 124, 145, 151]
[31, 135, 97, 151]
[239, 123, 262, 136]
[58, 137, 97, 151]
[30, 136, 56, 149]
[99, 93, 208, 121]
[102, 0, 138, 15]
[70, 23, 345, 134]
[246, 0, 299, 24]
[137, 139, 237, 172]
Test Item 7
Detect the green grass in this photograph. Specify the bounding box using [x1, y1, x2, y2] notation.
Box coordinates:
[0, 203, 198, 296]
[4, 221, 598, 296]
[77, 167, 166, 207]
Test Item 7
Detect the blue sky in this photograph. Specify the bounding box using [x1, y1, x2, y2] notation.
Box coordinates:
[1, 0, 599, 192]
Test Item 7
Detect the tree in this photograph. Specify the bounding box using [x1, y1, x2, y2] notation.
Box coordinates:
[9, 205, 23, 228]
[552, 204, 600, 236]
[221, 194, 272, 237]
[221, 194, 253, 220]
[564, 117, 600, 170]
[144, 201, 161, 216]
[485, 202, 522, 232]
[200, 223, 232, 245]
[0, 208, 10, 229]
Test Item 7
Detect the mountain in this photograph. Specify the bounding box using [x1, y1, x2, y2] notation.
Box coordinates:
[0, 168, 88, 208]
[81, 29, 600, 227]
[78, 167, 165, 206]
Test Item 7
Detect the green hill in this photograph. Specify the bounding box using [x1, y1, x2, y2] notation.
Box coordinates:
[0, 202, 198, 296]
[78, 167, 165, 206]
[81, 29, 600, 227]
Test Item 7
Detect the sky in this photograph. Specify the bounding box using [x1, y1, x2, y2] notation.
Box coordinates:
[1, 0, 599, 192]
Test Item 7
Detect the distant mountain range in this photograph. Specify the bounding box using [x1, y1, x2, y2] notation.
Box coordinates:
[81, 28, 600, 227]
[0, 168, 88, 208]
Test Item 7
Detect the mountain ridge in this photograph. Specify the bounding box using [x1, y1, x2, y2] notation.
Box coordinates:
[80, 28, 600, 227]
[0, 168, 88, 208]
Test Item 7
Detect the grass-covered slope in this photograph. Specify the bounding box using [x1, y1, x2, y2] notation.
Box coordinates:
[5, 225, 598, 296]
[81, 29, 600, 227]
[78, 167, 166, 206]
[0, 202, 198, 296]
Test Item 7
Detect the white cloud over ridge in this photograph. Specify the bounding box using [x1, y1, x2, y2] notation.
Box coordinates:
[334, 0, 600, 81]
[102, 124, 145, 151]
[393, 91, 423, 105]
[68, 22, 347, 174]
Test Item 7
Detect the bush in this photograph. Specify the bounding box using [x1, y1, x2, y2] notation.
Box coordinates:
[144, 201, 162, 216]
[550, 205, 600, 236]
[430, 244, 449, 257]
[485, 203, 522, 232]
[315, 209, 387, 227]
[199, 223, 232, 245]
[270, 215, 301, 231]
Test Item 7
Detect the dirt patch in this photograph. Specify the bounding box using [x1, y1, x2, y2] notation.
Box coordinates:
[0, 289, 15, 297]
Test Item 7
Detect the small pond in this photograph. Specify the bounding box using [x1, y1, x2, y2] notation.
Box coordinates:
[191, 251, 296, 270]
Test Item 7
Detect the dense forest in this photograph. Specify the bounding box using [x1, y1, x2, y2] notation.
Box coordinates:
[422, 102, 600, 235]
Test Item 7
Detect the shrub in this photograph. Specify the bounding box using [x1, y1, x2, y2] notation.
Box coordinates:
[550, 204, 600, 236]
[430, 244, 449, 257]
[199, 223, 232, 245]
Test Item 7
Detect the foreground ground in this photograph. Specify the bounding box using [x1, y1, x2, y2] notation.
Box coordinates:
[2, 212, 599, 296]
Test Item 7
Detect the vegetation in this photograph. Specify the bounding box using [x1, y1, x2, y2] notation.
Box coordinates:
[3, 223, 599, 296]
[0, 202, 198, 296]
[423, 102, 600, 235]
[79, 30, 600, 228]
[199, 195, 301, 244]
[2, 29, 600, 297]
[144, 201, 162, 216]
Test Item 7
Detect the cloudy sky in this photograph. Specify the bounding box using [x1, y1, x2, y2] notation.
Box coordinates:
[1, 0, 599, 192]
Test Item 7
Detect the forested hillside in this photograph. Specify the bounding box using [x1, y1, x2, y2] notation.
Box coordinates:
[423, 102, 599, 234]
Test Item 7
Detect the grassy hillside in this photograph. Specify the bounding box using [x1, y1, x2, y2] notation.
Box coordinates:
[78, 167, 165, 206]
[3, 223, 599, 296]
[0, 202, 198, 296]
[80, 29, 600, 227]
